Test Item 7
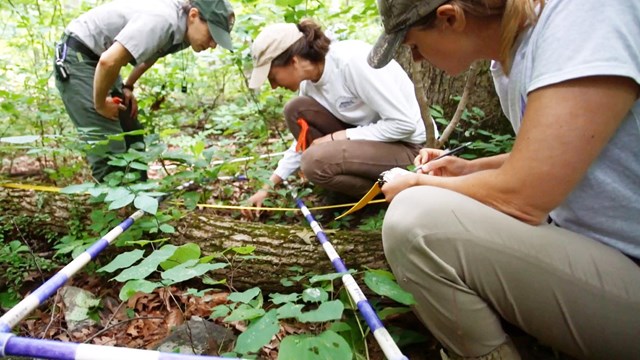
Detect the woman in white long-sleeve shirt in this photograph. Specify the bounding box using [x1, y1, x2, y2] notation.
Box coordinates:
[242, 19, 430, 218]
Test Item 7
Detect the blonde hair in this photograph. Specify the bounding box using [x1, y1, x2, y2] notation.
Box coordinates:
[498, 0, 541, 72]
[415, 0, 543, 73]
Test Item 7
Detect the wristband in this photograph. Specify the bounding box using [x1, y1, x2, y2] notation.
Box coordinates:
[122, 84, 134, 91]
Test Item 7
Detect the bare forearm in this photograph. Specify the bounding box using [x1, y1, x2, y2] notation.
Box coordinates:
[124, 60, 155, 87]
[93, 60, 122, 106]
[415, 168, 543, 224]
[93, 42, 132, 106]
[467, 153, 509, 173]
[264, 174, 283, 190]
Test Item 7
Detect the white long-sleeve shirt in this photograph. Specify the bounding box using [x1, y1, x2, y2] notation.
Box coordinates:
[274, 40, 428, 179]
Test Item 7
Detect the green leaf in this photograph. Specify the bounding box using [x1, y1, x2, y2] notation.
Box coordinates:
[224, 304, 265, 322]
[134, 194, 158, 215]
[130, 182, 160, 191]
[309, 271, 354, 283]
[231, 245, 256, 255]
[233, 310, 279, 354]
[276, 303, 304, 320]
[118, 279, 161, 301]
[0, 291, 20, 308]
[182, 191, 200, 211]
[159, 223, 175, 234]
[87, 187, 108, 198]
[297, 300, 344, 323]
[107, 158, 128, 167]
[328, 321, 351, 333]
[107, 192, 135, 210]
[270, 292, 300, 305]
[278, 330, 352, 360]
[288, 265, 304, 273]
[364, 271, 416, 306]
[160, 243, 201, 270]
[301, 287, 328, 303]
[185, 288, 215, 297]
[161, 261, 227, 283]
[228, 287, 261, 304]
[0, 135, 40, 144]
[202, 276, 227, 286]
[129, 161, 148, 170]
[98, 249, 145, 273]
[114, 245, 177, 282]
[105, 187, 132, 202]
[60, 183, 95, 194]
[210, 304, 231, 319]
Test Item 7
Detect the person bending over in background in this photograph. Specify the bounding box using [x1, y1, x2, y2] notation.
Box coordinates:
[371, 0, 640, 359]
[54, 0, 235, 181]
[242, 19, 434, 219]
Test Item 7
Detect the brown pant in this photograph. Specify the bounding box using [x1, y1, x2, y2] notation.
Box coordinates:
[284, 96, 422, 196]
[383, 186, 640, 359]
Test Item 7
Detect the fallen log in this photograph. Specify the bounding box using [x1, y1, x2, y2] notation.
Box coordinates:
[0, 187, 387, 293]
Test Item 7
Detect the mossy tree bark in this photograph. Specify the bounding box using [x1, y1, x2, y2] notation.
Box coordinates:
[0, 188, 386, 293]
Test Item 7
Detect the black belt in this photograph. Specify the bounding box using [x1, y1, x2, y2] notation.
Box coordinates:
[66, 36, 100, 62]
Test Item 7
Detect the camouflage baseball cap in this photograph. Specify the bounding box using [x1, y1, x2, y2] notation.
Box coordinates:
[368, 0, 449, 68]
[193, 0, 235, 50]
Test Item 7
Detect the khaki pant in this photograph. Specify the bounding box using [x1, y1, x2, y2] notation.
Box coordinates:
[382, 186, 640, 359]
[284, 96, 422, 196]
[54, 45, 145, 181]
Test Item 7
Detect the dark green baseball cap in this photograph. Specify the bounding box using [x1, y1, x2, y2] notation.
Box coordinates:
[368, 0, 449, 68]
[193, 0, 235, 50]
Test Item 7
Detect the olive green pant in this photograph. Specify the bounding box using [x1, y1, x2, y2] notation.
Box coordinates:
[284, 96, 422, 196]
[54, 46, 145, 181]
[382, 186, 640, 359]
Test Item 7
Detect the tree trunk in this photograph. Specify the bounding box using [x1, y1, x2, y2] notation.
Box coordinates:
[0, 188, 387, 293]
[395, 48, 510, 137]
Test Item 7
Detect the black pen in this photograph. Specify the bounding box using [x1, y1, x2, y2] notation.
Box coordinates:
[415, 141, 472, 173]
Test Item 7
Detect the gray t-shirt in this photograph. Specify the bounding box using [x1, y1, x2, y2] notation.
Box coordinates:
[491, 0, 640, 257]
[66, 0, 189, 64]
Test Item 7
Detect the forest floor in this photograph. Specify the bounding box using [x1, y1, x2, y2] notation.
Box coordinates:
[1, 155, 568, 360]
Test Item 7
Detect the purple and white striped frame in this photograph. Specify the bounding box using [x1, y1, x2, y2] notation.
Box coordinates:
[286, 182, 408, 360]
[0, 182, 243, 360]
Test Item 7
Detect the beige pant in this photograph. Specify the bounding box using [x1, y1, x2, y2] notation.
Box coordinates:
[284, 96, 422, 196]
[382, 186, 640, 359]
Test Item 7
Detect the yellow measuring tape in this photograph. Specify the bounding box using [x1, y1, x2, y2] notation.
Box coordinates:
[1, 183, 62, 193]
[0, 182, 385, 212]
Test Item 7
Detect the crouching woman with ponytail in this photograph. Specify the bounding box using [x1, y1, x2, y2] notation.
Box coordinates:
[242, 19, 434, 219]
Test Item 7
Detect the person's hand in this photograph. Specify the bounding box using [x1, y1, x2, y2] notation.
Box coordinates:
[415, 148, 470, 177]
[96, 97, 126, 120]
[241, 189, 269, 220]
[122, 87, 138, 118]
[380, 172, 420, 202]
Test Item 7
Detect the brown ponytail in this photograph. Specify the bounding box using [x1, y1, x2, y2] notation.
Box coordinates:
[271, 19, 331, 67]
